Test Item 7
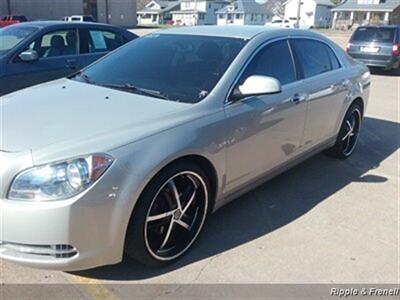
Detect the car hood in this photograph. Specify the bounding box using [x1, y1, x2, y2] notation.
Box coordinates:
[1, 79, 192, 161]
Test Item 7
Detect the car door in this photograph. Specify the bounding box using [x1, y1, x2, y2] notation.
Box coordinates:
[224, 39, 308, 192]
[289, 38, 348, 148]
[78, 28, 127, 68]
[5, 28, 80, 92]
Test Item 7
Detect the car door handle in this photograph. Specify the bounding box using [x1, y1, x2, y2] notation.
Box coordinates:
[291, 93, 307, 104]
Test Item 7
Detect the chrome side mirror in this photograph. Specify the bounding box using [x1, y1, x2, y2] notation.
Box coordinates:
[19, 50, 39, 62]
[230, 75, 282, 102]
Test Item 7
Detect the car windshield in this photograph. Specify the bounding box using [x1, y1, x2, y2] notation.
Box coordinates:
[0, 25, 38, 55]
[352, 27, 396, 43]
[73, 34, 247, 103]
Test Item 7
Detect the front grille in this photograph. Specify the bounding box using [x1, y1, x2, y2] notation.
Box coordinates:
[0, 241, 78, 259]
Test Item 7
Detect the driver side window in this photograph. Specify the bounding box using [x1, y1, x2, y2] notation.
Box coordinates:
[240, 40, 296, 86]
[23, 29, 78, 59]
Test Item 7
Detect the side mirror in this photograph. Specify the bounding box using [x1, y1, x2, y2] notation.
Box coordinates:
[230, 75, 282, 102]
[19, 50, 39, 62]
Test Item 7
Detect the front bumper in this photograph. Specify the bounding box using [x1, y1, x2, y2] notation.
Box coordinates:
[0, 157, 135, 271]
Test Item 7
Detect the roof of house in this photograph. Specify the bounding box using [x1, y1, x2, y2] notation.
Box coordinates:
[332, 0, 400, 12]
[283, 0, 335, 6]
[216, 0, 272, 15]
[137, 0, 181, 13]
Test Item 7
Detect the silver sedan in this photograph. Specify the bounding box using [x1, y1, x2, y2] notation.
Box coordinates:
[0, 26, 370, 271]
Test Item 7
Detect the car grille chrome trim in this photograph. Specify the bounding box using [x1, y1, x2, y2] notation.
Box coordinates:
[0, 241, 78, 259]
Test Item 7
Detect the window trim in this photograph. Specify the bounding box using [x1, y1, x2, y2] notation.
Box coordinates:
[225, 37, 297, 105]
[287, 36, 343, 80]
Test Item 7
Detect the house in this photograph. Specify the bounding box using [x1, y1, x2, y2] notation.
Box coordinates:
[283, 0, 334, 28]
[137, 0, 181, 25]
[216, 0, 273, 25]
[332, 0, 400, 29]
[171, 0, 229, 26]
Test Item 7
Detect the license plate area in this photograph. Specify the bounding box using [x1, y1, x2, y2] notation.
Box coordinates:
[360, 46, 380, 53]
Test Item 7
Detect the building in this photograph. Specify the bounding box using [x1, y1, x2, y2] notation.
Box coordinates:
[0, 0, 137, 27]
[284, 0, 334, 28]
[171, 0, 228, 26]
[332, 0, 400, 29]
[137, 0, 181, 25]
[216, 0, 273, 25]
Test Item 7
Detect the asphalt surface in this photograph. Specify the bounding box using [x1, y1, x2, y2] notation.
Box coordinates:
[0, 30, 399, 298]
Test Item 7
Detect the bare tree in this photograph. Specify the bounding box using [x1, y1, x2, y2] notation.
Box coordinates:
[265, 0, 285, 19]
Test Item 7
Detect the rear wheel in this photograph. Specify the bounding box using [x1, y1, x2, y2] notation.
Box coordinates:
[125, 162, 210, 266]
[326, 103, 362, 159]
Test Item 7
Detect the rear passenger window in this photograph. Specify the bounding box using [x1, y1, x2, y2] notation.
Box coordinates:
[328, 47, 341, 70]
[290, 39, 339, 78]
[80, 29, 125, 54]
[240, 40, 296, 85]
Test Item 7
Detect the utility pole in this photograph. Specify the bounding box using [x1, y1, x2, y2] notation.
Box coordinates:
[7, 0, 11, 15]
[296, 0, 302, 28]
[105, 0, 109, 24]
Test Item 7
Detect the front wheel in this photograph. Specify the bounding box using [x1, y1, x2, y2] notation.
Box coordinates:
[326, 103, 362, 159]
[125, 162, 210, 266]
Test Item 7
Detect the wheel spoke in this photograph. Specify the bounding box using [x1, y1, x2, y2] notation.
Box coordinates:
[342, 130, 352, 141]
[346, 120, 353, 131]
[158, 219, 174, 251]
[168, 180, 182, 211]
[147, 210, 175, 222]
[344, 133, 351, 150]
[175, 219, 190, 230]
[182, 188, 197, 215]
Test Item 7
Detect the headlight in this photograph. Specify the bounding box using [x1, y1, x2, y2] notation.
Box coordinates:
[8, 154, 113, 201]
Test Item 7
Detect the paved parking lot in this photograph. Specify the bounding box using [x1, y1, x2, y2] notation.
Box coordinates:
[0, 30, 399, 296]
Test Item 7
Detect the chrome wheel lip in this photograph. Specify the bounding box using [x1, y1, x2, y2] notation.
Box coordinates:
[342, 108, 361, 157]
[144, 171, 208, 261]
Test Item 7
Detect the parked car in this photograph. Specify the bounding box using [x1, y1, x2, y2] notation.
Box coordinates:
[265, 18, 311, 29]
[0, 15, 27, 28]
[66, 15, 96, 22]
[0, 26, 370, 271]
[0, 21, 137, 95]
[347, 25, 400, 70]
[265, 19, 292, 28]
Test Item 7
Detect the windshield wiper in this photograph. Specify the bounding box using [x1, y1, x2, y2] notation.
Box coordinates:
[71, 71, 95, 84]
[99, 83, 170, 100]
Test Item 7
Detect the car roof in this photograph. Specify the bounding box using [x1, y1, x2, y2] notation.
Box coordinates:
[11, 20, 121, 30]
[158, 25, 322, 40]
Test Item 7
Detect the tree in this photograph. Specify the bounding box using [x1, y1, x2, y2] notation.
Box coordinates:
[265, 0, 286, 19]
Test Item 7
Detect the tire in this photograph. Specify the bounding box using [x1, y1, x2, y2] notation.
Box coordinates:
[326, 102, 362, 159]
[125, 161, 211, 267]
